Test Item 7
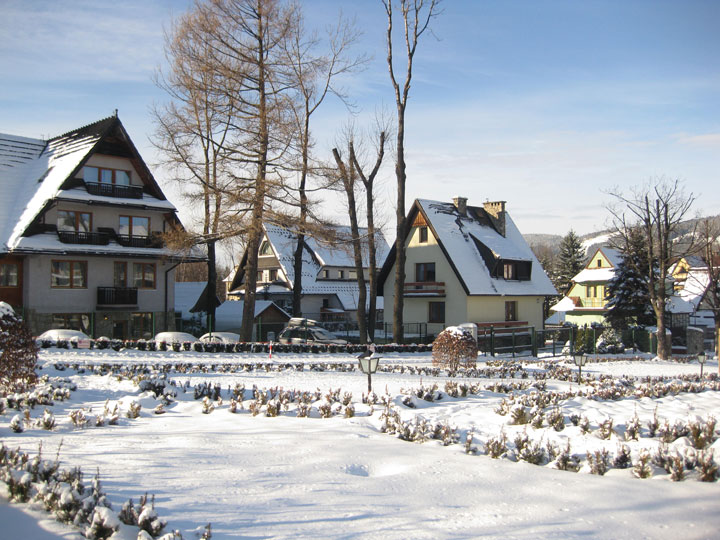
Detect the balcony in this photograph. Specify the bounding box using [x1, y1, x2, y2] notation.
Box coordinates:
[85, 182, 144, 199]
[97, 287, 138, 307]
[57, 230, 111, 245]
[116, 234, 164, 249]
[403, 281, 446, 297]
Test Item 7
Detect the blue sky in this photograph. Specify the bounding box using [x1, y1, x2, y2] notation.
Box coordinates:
[2, 0, 718, 238]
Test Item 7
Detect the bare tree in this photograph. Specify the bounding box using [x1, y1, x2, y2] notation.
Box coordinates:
[383, 0, 441, 342]
[153, 5, 242, 331]
[282, 13, 366, 316]
[607, 178, 696, 360]
[690, 217, 720, 364]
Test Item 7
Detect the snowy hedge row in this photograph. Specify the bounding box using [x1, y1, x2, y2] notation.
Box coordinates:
[37, 338, 433, 354]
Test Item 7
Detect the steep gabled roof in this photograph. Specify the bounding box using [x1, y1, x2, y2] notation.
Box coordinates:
[0, 115, 179, 253]
[229, 223, 390, 310]
[571, 246, 622, 283]
[378, 198, 556, 296]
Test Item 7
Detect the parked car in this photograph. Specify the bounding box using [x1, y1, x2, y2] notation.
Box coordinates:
[153, 331, 198, 344]
[277, 319, 347, 345]
[199, 332, 241, 344]
[36, 329, 91, 347]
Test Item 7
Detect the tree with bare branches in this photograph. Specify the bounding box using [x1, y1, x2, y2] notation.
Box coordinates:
[384, 0, 441, 342]
[607, 178, 696, 360]
[282, 13, 366, 316]
[689, 217, 720, 364]
[331, 128, 386, 343]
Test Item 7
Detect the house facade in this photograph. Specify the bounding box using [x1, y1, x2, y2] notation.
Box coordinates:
[378, 197, 556, 337]
[227, 223, 389, 321]
[561, 247, 621, 326]
[0, 115, 202, 338]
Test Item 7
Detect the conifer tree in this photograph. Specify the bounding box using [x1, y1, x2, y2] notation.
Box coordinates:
[605, 228, 656, 329]
[556, 230, 585, 294]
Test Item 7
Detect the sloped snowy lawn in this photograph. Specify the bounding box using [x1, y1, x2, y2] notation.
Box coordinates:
[1, 349, 719, 539]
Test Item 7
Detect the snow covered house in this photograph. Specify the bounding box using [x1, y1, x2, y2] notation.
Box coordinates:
[0, 115, 202, 338]
[175, 281, 289, 340]
[226, 223, 390, 320]
[672, 256, 720, 329]
[553, 246, 621, 326]
[378, 197, 556, 336]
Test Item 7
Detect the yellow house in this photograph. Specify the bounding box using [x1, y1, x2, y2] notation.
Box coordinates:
[379, 197, 556, 337]
[561, 247, 621, 326]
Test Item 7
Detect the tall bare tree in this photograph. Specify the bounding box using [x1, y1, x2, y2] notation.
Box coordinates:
[383, 0, 441, 342]
[153, 5, 241, 332]
[607, 178, 696, 360]
[282, 14, 366, 316]
[691, 218, 720, 365]
[331, 129, 386, 343]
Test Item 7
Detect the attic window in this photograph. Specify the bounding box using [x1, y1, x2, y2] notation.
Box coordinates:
[259, 241, 272, 256]
[418, 226, 428, 243]
[497, 259, 531, 281]
[597, 259, 602, 267]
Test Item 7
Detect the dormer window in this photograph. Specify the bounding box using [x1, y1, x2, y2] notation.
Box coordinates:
[503, 262, 516, 280]
[58, 210, 91, 232]
[322, 269, 329, 279]
[494, 259, 531, 281]
[597, 259, 602, 267]
[338, 270, 345, 279]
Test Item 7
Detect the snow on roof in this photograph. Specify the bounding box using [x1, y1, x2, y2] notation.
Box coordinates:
[260, 223, 389, 310]
[416, 199, 556, 296]
[175, 282, 288, 326]
[666, 295, 694, 314]
[572, 267, 616, 283]
[550, 296, 577, 312]
[678, 268, 711, 309]
[56, 187, 176, 211]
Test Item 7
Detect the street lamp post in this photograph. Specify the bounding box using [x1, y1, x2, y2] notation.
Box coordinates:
[358, 355, 381, 394]
[573, 353, 586, 383]
[698, 352, 707, 379]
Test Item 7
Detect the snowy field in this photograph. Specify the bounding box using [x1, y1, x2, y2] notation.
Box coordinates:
[2, 348, 720, 539]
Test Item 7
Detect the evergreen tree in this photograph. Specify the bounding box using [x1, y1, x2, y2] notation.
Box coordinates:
[605, 227, 656, 329]
[556, 230, 585, 294]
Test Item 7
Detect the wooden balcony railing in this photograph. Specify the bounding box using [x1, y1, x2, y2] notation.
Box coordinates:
[97, 287, 138, 306]
[85, 182, 143, 199]
[403, 281, 445, 296]
[57, 230, 111, 245]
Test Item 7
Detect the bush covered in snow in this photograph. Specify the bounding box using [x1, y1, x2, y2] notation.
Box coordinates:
[431, 326, 477, 370]
[0, 302, 38, 392]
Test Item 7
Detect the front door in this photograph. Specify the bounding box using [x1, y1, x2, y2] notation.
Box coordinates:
[0, 256, 23, 309]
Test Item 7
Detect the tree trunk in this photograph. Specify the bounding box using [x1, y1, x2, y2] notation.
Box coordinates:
[392, 104, 406, 343]
[206, 238, 217, 333]
[366, 182, 377, 342]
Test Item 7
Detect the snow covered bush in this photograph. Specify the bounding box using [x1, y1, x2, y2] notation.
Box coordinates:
[0, 302, 38, 392]
[431, 326, 477, 370]
[633, 449, 653, 479]
[596, 327, 624, 354]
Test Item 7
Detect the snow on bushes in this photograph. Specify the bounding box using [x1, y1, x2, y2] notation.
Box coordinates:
[431, 326, 477, 370]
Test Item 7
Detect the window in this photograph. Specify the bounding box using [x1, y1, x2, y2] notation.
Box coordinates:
[119, 216, 149, 237]
[349, 270, 357, 279]
[257, 270, 263, 282]
[322, 269, 330, 279]
[84, 166, 131, 185]
[259, 241, 273, 256]
[505, 301, 518, 322]
[503, 262, 516, 280]
[597, 259, 602, 268]
[428, 302, 445, 323]
[586, 285, 597, 298]
[58, 210, 91, 232]
[51, 260, 87, 288]
[114, 262, 127, 288]
[339, 270, 345, 279]
[269, 269, 278, 281]
[322, 298, 330, 309]
[0, 263, 18, 287]
[130, 312, 153, 339]
[418, 226, 428, 243]
[133, 263, 156, 289]
[51, 313, 91, 333]
[416, 262, 436, 282]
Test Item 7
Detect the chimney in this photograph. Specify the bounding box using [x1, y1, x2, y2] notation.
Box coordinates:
[453, 196, 468, 216]
[483, 200, 507, 237]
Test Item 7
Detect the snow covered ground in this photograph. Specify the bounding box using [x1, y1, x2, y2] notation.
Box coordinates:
[2, 348, 719, 539]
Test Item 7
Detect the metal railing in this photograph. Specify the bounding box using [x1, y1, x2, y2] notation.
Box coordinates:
[85, 182, 143, 199]
[116, 234, 164, 248]
[97, 287, 138, 306]
[57, 230, 110, 245]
